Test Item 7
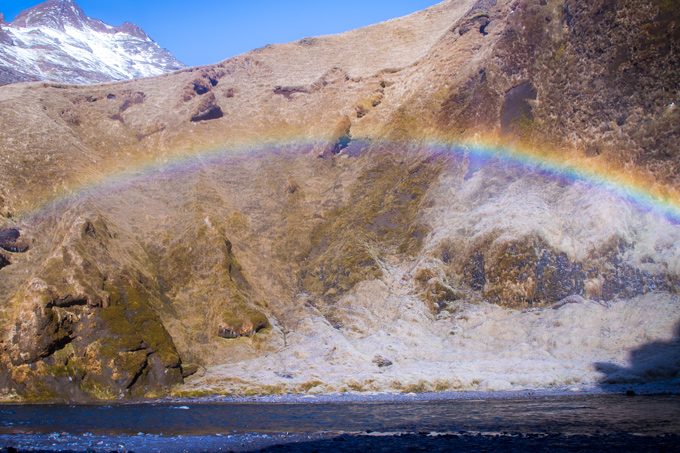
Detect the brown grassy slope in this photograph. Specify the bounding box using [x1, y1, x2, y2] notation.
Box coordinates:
[0, 0, 477, 219]
[0, 0, 677, 401]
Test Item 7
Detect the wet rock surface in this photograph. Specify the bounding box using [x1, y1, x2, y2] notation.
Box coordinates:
[501, 81, 537, 133]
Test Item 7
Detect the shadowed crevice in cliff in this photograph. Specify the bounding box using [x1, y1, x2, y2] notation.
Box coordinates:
[0, 228, 29, 253]
[595, 321, 680, 389]
[191, 105, 223, 122]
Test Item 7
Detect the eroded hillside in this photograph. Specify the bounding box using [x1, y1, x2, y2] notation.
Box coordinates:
[0, 0, 678, 401]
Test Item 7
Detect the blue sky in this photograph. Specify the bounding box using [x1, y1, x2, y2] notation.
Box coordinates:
[3, 1, 440, 66]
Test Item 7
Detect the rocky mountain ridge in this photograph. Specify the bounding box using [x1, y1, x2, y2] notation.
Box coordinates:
[0, 0, 184, 85]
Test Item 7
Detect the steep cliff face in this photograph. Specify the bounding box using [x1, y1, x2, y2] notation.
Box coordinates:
[433, 0, 680, 181]
[0, 0, 678, 401]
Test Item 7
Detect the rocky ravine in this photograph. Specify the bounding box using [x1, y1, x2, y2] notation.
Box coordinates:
[0, 0, 678, 401]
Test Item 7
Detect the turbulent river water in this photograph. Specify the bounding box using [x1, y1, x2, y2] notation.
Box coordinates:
[1, 393, 679, 452]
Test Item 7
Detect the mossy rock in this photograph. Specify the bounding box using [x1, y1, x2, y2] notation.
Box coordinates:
[10, 276, 184, 401]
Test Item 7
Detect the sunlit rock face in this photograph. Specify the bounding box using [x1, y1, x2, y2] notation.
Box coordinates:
[0, 0, 678, 401]
[0, 0, 184, 86]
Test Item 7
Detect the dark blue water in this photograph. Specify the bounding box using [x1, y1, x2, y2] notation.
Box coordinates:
[1, 394, 679, 452]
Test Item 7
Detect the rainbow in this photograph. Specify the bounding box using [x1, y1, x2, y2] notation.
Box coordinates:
[16, 135, 680, 225]
[441, 137, 680, 224]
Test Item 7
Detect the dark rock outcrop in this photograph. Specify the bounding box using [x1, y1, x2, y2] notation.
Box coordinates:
[119, 91, 146, 112]
[0, 26, 13, 46]
[0, 217, 184, 401]
[190, 93, 223, 122]
[0, 228, 20, 243]
[182, 70, 223, 101]
[372, 355, 393, 368]
[452, 235, 676, 308]
[191, 105, 223, 122]
[273, 85, 311, 99]
[274, 67, 350, 101]
[0, 228, 29, 253]
[458, 13, 491, 35]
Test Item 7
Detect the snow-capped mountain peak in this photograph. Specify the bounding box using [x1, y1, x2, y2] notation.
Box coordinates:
[0, 0, 184, 86]
[12, 0, 90, 31]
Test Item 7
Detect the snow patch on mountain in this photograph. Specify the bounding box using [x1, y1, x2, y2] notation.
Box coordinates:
[0, 0, 184, 85]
